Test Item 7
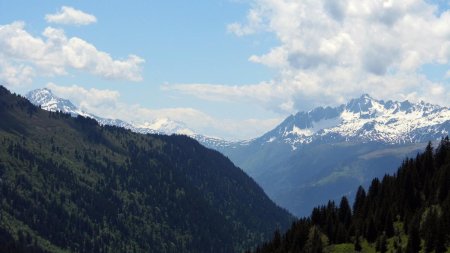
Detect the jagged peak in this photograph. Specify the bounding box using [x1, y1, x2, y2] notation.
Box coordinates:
[260, 93, 450, 147]
[360, 93, 373, 100]
[26, 87, 53, 96]
[346, 93, 379, 106]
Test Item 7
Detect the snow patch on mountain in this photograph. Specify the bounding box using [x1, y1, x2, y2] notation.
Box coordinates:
[26, 88, 450, 152]
[259, 94, 450, 150]
[134, 118, 195, 136]
[25, 88, 231, 146]
[26, 88, 92, 117]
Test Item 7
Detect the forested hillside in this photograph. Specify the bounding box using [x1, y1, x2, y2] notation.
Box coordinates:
[0, 86, 293, 253]
[250, 138, 450, 253]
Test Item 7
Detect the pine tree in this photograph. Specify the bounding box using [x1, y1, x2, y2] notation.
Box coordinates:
[338, 196, 352, 228]
[365, 217, 377, 243]
[354, 234, 362, 252]
[406, 217, 421, 253]
[375, 234, 387, 253]
[384, 212, 395, 237]
[304, 226, 323, 253]
[435, 136, 449, 168]
[423, 209, 438, 253]
[272, 229, 281, 250]
[353, 186, 366, 217]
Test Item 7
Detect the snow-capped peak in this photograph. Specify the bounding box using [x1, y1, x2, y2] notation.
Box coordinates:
[259, 94, 450, 149]
[26, 88, 91, 117]
[24, 88, 231, 145]
[134, 118, 195, 136]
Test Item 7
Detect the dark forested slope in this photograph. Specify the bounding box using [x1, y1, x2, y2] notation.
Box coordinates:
[0, 86, 292, 253]
[250, 137, 450, 253]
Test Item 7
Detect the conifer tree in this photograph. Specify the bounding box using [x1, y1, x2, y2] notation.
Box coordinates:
[354, 234, 362, 252]
[353, 186, 366, 217]
[384, 212, 395, 237]
[365, 217, 377, 243]
[406, 217, 421, 253]
[338, 196, 352, 228]
[304, 226, 323, 253]
[375, 234, 387, 253]
[423, 209, 438, 253]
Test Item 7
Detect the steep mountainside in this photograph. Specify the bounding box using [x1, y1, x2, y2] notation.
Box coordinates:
[249, 138, 450, 252]
[0, 86, 292, 253]
[216, 95, 450, 216]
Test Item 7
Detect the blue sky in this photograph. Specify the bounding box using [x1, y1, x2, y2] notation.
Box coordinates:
[0, 0, 449, 139]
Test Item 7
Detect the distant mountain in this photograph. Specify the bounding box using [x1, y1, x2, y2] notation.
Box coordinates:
[26, 87, 90, 117]
[250, 94, 450, 148]
[0, 86, 293, 252]
[26, 88, 230, 145]
[214, 94, 450, 216]
[26, 87, 135, 129]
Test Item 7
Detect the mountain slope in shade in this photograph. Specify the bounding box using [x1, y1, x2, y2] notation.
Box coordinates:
[214, 95, 450, 216]
[0, 86, 293, 252]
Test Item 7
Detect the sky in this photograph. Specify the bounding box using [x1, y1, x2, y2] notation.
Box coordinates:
[0, 0, 449, 140]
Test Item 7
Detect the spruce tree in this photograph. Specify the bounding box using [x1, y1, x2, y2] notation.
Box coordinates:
[366, 217, 377, 243]
[384, 212, 395, 237]
[304, 226, 323, 253]
[406, 217, 421, 253]
[338, 196, 352, 228]
[353, 186, 366, 217]
[423, 209, 437, 253]
[379, 234, 387, 253]
[354, 234, 362, 252]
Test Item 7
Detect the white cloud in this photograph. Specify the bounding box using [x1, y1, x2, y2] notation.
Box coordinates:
[0, 59, 35, 86]
[0, 22, 144, 85]
[175, 0, 450, 111]
[128, 106, 281, 140]
[446, 70, 450, 79]
[47, 83, 279, 139]
[45, 6, 97, 26]
[46, 83, 120, 111]
[165, 81, 302, 113]
[227, 9, 263, 36]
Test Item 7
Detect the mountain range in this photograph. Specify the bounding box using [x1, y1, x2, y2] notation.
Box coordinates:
[26, 88, 450, 216]
[26, 88, 234, 149]
[25, 88, 191, 135]
[254, 94, 450, 147]
[216, 94, 450, 216]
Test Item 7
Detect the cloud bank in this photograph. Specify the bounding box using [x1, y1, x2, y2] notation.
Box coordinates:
[0, 21, 144, 86]
[172, 0, 450, 112]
